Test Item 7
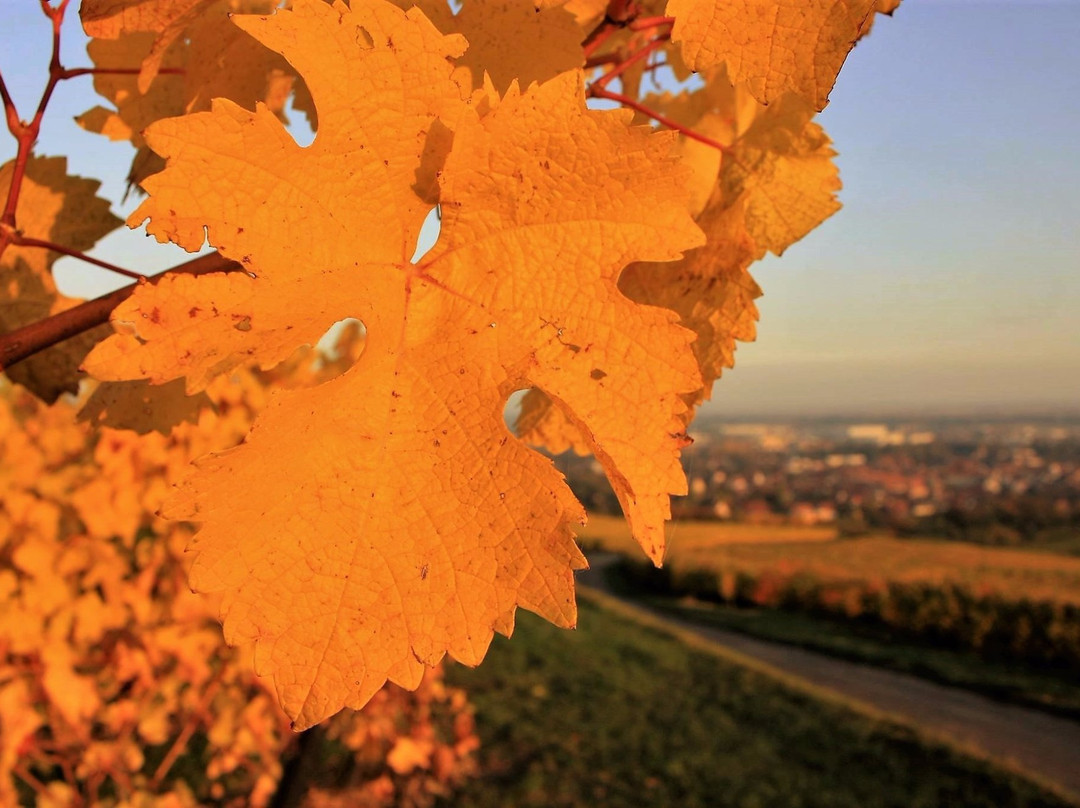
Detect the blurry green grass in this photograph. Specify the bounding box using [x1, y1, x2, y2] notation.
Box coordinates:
[443, 595, 1075, 808]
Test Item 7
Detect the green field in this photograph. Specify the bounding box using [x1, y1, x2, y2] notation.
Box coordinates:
[442, 593, 1075, 808]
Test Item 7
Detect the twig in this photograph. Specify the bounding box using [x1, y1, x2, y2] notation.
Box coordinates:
[33, 1, 71, 123]
[1, 0, 70, 229]
[12, 235, 147, 281]
[628, 15, 674, 31]
[582, 0, 639, 57]
[585, 52, 623, 70]
[582, 21, 619, 58]
[151, 675, 223, 788]
[0, 71, 18, 135]
[0, 252, 241, 371]
[59, 66, 185, 80]
[588, 85, 730, 153]
[593, 35, 668, 89]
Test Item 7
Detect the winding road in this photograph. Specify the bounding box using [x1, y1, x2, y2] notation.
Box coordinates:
[577, 555, 1080, 800]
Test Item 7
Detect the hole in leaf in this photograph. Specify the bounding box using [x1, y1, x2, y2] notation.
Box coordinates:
[274, 317, 366, 384]
[502, 387, 530, 431]
[316, 317, 366, 359]
[410, 206, 442, 263]
[284, 87, 317, 147]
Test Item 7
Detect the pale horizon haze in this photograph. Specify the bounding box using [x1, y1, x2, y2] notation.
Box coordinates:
[1, 1, 1077, 417]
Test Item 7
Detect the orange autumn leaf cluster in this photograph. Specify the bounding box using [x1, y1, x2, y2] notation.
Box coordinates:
[0, 339, 476, 804]
[0, 0, 901, 731]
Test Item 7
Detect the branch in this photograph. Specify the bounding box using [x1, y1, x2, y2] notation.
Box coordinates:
[0, 252, 241, 371]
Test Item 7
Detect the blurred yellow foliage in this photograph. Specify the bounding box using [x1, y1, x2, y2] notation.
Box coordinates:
[0, 328, 475, 806]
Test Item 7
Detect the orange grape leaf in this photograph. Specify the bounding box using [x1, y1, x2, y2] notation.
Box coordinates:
[720, 94, 842, 255]
[859, 0, 902, 38]
[81, 0, 211, 90]
[41, 644, 102, 734]
[520, 201, 760, 451]
[437, 0, 585, 92]
[539, 0, 607, 27]
[80, 0, 282, 93]
[78, 379, 214, 435]
[86, 0, 702, 729]
[0, 157, 121, 402]
[621, 199, 761, 406]
[667, 0, 878, 110]
[650, 77, 843, 257]
[77, 1, 297, 188]
[83, 0, 469, 390]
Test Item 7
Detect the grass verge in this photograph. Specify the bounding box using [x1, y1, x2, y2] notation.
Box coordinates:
[443, 594, 1076, 808]
[601, 560, 1080, 722]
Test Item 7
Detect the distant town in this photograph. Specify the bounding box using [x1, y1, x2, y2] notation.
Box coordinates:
[558, 415, 1080, 547]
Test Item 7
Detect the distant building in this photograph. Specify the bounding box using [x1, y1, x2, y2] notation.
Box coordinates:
[847, 424, 904, 445]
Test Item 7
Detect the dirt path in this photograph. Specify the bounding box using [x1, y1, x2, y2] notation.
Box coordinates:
[578, 555, 1080, 799]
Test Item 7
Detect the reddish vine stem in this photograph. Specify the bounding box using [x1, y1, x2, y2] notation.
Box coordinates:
[592, 34, 668, 89]
[628, 15, 674, 31]
[582, 22, 619, 58]
[0, 252, 241, 371]
[581, 5, 726, 155]
[582, 0, 639, 57]
[12, 235, 147, 281]
[59, 66, 185, 80]
[589, 85, 731, 153]
[0, 0, 70, 230]
[0, 72, 18, 135]
[584, 52, 622, 69]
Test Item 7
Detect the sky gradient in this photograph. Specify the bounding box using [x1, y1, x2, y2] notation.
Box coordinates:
[712, 1, 1080, 415]
[1, 1, 1077, 416]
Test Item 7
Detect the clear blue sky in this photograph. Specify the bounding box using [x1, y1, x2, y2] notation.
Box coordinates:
[713, 1, 1080, 416]
[1, 1, 1077, 416]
